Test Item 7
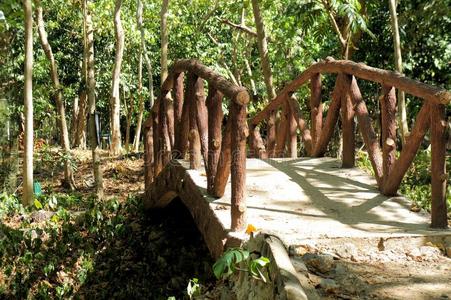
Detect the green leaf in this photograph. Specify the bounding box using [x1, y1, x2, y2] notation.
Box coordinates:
[34, 199, 43, 210]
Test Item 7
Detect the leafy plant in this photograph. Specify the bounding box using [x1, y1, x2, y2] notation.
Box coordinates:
[187, 277, 201, 299]
[213, 247, 271, 282]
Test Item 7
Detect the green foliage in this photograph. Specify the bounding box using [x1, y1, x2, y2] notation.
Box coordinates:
[187, 277, 201, 299]
[213, 247, 271, 283]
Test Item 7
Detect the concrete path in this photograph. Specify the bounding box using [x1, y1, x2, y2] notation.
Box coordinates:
[184, 157, 450, 247]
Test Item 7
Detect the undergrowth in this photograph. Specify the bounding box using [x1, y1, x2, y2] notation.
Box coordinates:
[356, 148, 451, 213]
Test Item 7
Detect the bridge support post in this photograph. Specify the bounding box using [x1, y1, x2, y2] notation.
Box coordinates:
[310, 73, 322, 149]
[380, 86, 397, 186]
[187, 73, 202, 169]
[341, 76, 355, 168]
[206, 88, 223, 194]
[173, 72, 185, 157]
[430, 103, 448, 228]
[231, 102, 248, 231]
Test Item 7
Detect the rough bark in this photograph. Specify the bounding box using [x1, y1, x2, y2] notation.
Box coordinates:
[287, 100, 298, 158]
[430, 104, 447, 228]
[251, 0, 277, 157]
[382, 104, 430, 195]
[173, 73, 189, 158]
[380, 85, 397, 185]
[230, 102, 247, 230]
[194, 78, 209, 172]
[341, 82, 355, 168]
[36, 0, 75, 189]
[213, 118, 232, 198]
[143, 117, 154, 189]
[346, 75, 383, 186]
[22, 0, 33, 206]
[133, 43, 144, 152]
[310, 73, 323, 148]
[287, 95, 313, 155]
[85, 0, 103, 199]
[163, 59, 249, 106]
[206, 88, 223, 194]
[160, 0, 170, 84]
[275, 98, 289, 157]
[110, 0, 124, 155]
[249, 125, 267, 159]
[166, 96, 175, 150]
[388, 0, 409, 145]
[312, 75, 344, 157]
[187, 74, 201, 169]
[124, 91, 133, 152]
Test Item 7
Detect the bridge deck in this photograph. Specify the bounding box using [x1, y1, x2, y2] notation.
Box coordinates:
[183, 157, 448, 247]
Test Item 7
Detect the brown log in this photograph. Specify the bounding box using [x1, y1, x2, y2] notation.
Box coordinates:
[206, 88, 224, 194]
[275, 98, 289, 157]
[346, 75, 383, 186]
[194, 77, 209, 171]
[143, 117, 154, 190]
[187, 73, 202, 169]
[287, 102, 298, 158]
[173, 72, 184, 156]
[380, 85, 397, 185]
[163, 59, 250, 106]
[159, 93, 171, 166]
[277, 58, 450, 105]
[267, 111, 277, 157]
[312, 75, 344, 157]
[249, 125, 268, 159]
[341, 81, 355, 168]
[175, 89, 191, 159]
[287, 95, 313, 155]
[166, 96, 175, 150]
[382, 103, 431, 195]
[310, 73, 323, 148]
[213, 117, 232, 198]
[430, 104, 448, 228]
[230, 102, 248, 231]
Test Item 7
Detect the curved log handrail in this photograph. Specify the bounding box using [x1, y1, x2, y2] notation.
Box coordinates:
[250, 57, 449, 228]
[252, 57, 450, 126]
[144, 59, 249, 231]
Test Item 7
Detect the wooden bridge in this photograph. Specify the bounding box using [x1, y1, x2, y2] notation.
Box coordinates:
[142, 58, 450, 259]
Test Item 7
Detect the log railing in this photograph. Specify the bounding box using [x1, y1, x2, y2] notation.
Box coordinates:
[144, 59, 250, 231]
[250, 57, 450, 228]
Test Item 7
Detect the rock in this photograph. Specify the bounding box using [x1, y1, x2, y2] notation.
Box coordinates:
[419, 245, 441, 258]
[291, 257, 308, 273]
[319, 278, 339, 294]
[334, 243, 358, 259]
[302, 253, 335, 273]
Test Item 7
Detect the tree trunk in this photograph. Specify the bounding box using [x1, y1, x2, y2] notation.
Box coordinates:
[84, 0, 103, 199]
[22, 0, 33, 206]
[160, 0, 170, 85]
[36, 0, 75, 189]
[75, 27, 88, 149]
[251, 0, 277, 157]
[133, 47, 144, 152]
[124, 90, 133, 152]
[388, 0, 409, 145]
[110, 0, 124, 155]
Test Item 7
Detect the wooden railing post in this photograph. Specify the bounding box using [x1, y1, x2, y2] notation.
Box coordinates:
[380, 86, 397, 186]
[341, 77, 355, 168]
[310, 73, 322, 148]
[213, 118, 232, 197]
[382, 103, 430, 195]
[287, 94, 312, 155]
[186, 73, 202, 169]
[287, 99, 298, 158]
[230, 102, 248, 231]
[267, 111, 277, 157]
[312, 74, 343, 157]
[173, 72, 185, 157]
[206, 88, 223, 194]
[430, 104, 448, 228]
[249, 125, 267, 159]
[194, 78, 209, 171]
[159, 93, 172, 166]
[275, 96, 289, 157]
[152, 110, 162, 176]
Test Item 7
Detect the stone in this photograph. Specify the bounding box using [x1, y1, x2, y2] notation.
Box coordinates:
[334, 243, 358, 259]
[319, 278, 339, 294]
[30, 210, 55, 223]
[290, 257, 308, 273]
[446, 246, 451, 258]
[302, 253, 335, 273]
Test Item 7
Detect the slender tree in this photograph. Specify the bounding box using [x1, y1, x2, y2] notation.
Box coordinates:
[84, 0, 103, 199]
[160, 0, 169, 85]
[388, 0, 409, 145]
[251, 0, 277, 156]
[133, 0, 154, 152]
[35, 0, 75, 189]
[110, 0, 124, 155]
[22, 0, 33, 206]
